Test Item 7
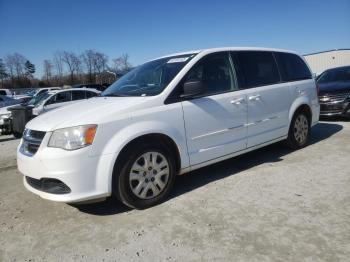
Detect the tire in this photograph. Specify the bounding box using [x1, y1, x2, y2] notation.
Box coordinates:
[286, 111, 310, 149]
[113, 142, 177, 209]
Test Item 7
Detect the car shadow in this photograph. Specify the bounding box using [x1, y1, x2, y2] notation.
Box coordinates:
[0, 136, 18, 143]
[320, 116, 350, 122]
[75, 122, 343, 216]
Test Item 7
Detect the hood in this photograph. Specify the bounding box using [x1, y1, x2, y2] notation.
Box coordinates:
[26, 96, 151, 131]
[318, 81, 350, 95]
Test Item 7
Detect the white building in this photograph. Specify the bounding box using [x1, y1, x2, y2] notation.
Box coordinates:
[304, 49, 350, 75]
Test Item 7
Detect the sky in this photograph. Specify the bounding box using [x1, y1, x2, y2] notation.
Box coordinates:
[0, 0, 349, 77]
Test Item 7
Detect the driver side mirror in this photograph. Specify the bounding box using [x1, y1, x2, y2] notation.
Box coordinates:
[181, 80, 205, 99]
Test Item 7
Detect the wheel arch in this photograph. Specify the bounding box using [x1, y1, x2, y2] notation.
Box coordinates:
[97, 121, 189, 194]
[288, 99, 312, 130]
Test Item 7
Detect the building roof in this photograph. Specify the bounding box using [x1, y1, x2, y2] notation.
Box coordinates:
[304, 48, 350, 56]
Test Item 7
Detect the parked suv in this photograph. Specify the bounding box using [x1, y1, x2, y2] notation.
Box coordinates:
[17, 47, 319, 209]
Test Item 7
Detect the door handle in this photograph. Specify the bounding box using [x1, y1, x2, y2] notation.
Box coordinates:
[248, 95, 261, 101]
[230, 98, 245, 105]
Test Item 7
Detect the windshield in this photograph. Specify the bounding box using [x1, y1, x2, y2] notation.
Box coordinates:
[317, 66, 350, 83]
[102, 54, 196, 97]
[26, 92, 51, 106]
[27, 90, 38, 96]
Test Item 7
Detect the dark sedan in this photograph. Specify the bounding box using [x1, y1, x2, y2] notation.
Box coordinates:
[317, 66, 350, 117]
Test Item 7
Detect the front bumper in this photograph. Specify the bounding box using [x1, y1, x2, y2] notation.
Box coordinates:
[319, 100, 350, 116]
[17, 133, 113, 203]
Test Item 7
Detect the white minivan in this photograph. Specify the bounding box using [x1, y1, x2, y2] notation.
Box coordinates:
[17, 47, 320, 209]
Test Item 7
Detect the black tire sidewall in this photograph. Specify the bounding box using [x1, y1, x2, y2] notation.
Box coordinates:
[114, 143, 176, 209]
[288, 112, 310, 149]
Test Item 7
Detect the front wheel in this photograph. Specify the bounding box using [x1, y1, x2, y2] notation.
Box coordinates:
[113, 143, 176, 209]
[286, 112, 310, 149]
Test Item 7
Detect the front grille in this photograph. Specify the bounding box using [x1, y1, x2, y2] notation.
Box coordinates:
[320, 103, 344, 113]
[26, 176, 71, 194]
[21, 129, 46, 156]
[319, 92, 350, 103]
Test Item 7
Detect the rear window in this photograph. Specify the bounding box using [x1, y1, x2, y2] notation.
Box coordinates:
[232, 51, 280, 88]
[275, 52, 312, 81]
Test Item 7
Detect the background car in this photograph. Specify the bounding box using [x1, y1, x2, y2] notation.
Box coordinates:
[317, 65, 350, 117]
[9, 88, 100, 137]
[31, 88, 100, 116]
[0, 95, 22, 108]
[0, 88, 32, 102]
[72, 83, 107, 92]
[26, 87, 61, 98]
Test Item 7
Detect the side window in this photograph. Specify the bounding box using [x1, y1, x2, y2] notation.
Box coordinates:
[72, 91, 86, 100]
[86, 91, 97, 98]
[275, 52, 312, 81]
[54, 91, 71, 103]
[232, 51, 280, 88]
[183, 53, 237, 96]
[0, 91, 7, 96]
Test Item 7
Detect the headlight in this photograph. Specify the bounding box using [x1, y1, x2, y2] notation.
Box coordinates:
[48, 125, 97, 150]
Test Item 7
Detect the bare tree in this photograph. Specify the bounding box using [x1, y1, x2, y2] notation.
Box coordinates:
[61, 51, 79, 84]
[5, 53, 28, 87]
[93, 52, 108, 74]
[43, 60, 53, 84]
[53, 51, 64, 80]
[112, 53, 131, 74]
[82, 50, 95, 83]
[0, 58, 8, 88]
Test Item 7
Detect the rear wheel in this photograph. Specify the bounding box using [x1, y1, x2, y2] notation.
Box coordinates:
[286, 112, 310, 149]
[113, 143, 176, 209]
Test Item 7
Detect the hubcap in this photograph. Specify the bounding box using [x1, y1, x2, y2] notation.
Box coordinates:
[294, 114, 309, 144]
[129, 151, 170, 199]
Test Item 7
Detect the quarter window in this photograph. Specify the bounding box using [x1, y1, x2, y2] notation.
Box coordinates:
[183, 53, 237, 96]
[275, 52, 312, 81]
[53, 91, 71, 103]
[72, 91, 86, 100]
[86, 91, 97, 98]
[233, 51, 280, 88]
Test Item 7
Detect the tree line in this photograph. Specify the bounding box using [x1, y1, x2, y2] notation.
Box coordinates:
[0, 50, 132, 89]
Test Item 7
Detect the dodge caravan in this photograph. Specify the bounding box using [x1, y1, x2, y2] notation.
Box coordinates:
[17, 47, 320, 209]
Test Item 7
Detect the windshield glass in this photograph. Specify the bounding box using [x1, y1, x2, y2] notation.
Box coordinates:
[102, 54, 196, 97]
[317, 66, 350, 83]
[27, 90, 38, 96]
[27, 92, 51, 106]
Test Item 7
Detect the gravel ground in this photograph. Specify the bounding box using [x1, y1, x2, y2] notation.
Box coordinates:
[0, 120, 349, 262]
